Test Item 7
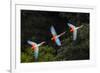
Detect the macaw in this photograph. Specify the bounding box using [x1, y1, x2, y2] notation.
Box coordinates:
[67, 23, 83, 41]
[27, 40, 45, 60]
[50, 25, 66, 46]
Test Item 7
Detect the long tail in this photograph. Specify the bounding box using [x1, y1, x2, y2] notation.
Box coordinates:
[34, 51, 38, 62]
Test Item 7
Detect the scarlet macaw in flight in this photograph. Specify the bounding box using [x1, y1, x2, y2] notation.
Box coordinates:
[50, 25, 66, 46]
[67, 23, 83, 41]
[27, 40, 45, 60]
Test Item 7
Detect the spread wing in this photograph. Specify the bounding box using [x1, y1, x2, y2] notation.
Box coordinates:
[73, 29, 77, 41]
[55, 38, 61, 46]
[57, 32, 66, 38]
[27, 40, 37, 46]
[76, 25, 83, 30]
[50, 25, 57, 36]
[37, 41, 45, 47]
[67, 23, 75, 29]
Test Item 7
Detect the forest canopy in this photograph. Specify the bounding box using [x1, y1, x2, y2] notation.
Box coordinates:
[21, 10, 89, 63]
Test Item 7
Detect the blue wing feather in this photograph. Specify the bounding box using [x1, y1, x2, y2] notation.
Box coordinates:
[55, 38, 61, 46]
[50, 26, 57, 36]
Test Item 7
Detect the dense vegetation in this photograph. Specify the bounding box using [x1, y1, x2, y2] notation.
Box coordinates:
[21, 10, 89, 63]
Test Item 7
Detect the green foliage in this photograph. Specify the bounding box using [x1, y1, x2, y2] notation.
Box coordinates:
[21, 52, 33, 62]
[38, 45, 55, 61]
[21, 47, 34, 62]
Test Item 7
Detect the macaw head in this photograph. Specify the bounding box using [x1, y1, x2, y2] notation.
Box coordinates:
[51, 36, 56, 42]
[31, 44, 36, 50]
[70, 27, 74, 32]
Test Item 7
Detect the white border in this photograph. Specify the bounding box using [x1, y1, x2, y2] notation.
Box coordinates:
[11, 3, 96, 73]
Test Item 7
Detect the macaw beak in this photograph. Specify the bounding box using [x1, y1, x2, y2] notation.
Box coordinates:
[31, 44, 36, 51]
[51, 37, 53, 40]
[70, 28, 74, 32]
[31, 47, 34, 51]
